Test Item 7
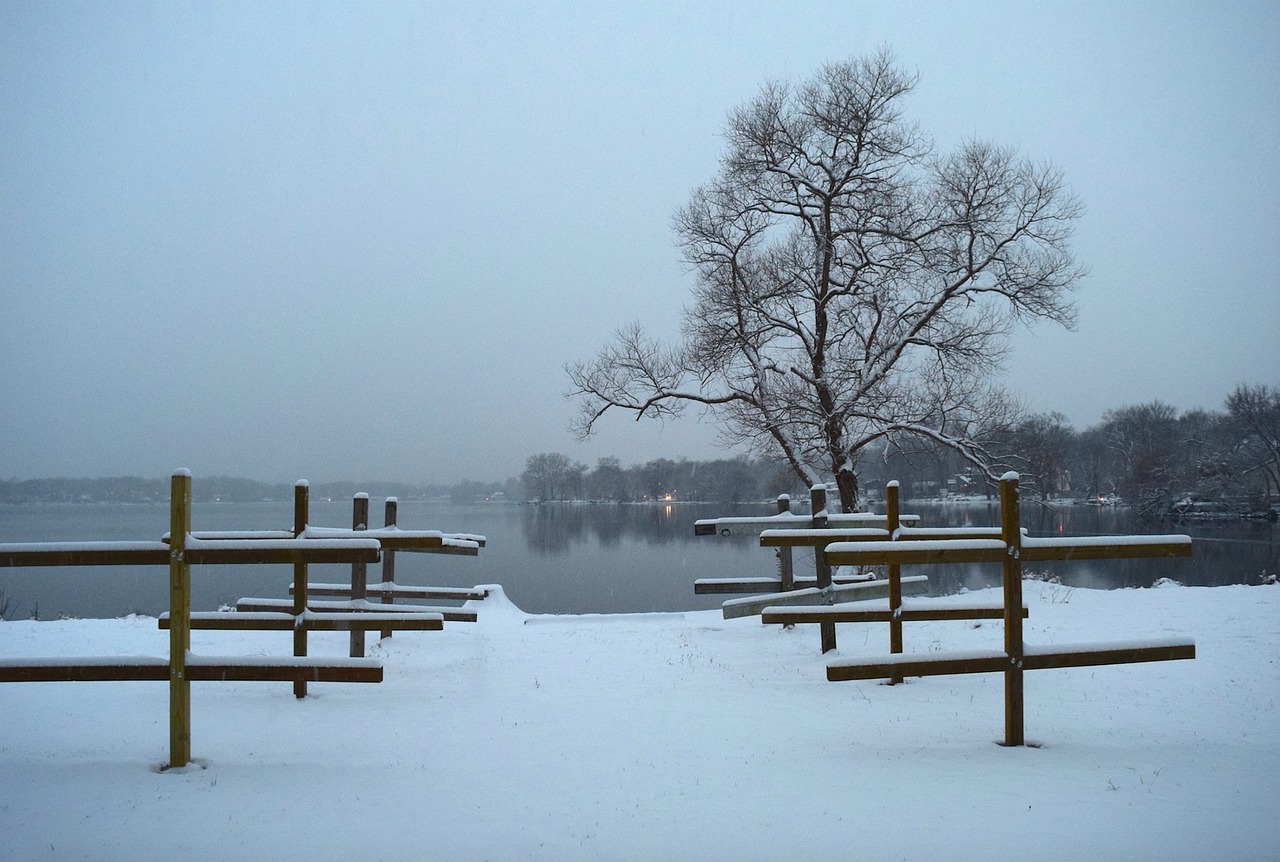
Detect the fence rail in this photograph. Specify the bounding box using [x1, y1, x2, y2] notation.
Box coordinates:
[0, 471, 486, 767]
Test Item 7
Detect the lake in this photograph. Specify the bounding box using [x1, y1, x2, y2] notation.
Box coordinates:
[0, 498, 1275, 620]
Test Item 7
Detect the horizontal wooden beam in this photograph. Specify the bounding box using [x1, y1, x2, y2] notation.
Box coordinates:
[235, 597, 477, 622]
[694, 573, 894, 595]
[695, 512, 919, 537]
[824, 539, 1009, 567]
[762, 602, 1027, 625]
[1020, 536, 1192, 562]
[756, 526, 1013, 548]
[720, 576, 929, 619]
[759, 528, 890, 547]
[1022, 639, 1195, 669]
[827, 650, 1011, 681]
[895, 526, 1009, 540]
[185, 655, 383, 683]
[0, 542, 169, 568]
[826, 637, 1197, 682]
[300, 583, 490, 601]
[158, 612, 445, 632]
[0, 657, 170, 682]
[185, 538, 380, 566]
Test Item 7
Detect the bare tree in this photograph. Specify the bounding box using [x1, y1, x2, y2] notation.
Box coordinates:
[568, 50, 1083, 511]
[1004, 412, 1077, 499]
[1098, 401, 1182, 511]
[521, 453, 586, 502]
[1226, 383, 1280, 504]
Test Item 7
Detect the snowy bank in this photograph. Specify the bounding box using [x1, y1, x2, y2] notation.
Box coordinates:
[1, 583, 1277, 861]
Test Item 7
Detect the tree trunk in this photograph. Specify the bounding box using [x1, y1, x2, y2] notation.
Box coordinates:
[834, 464, 860, 513]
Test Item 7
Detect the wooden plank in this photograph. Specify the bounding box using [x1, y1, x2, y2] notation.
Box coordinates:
[1022, 639, 1195, 670]
[719, 575, 929, 619]
[235, 596, 477, 622]
[895, 526, 1008, 540]
[297, 614, 444, 632]
[761, 602, 1027, 625]
[183, 529, 483, 553]
[158, 612, 445, 631]
[759, 528, 891, 547]
[0, 658, 170, 682]
[824, 639, 1196, 683]
[824, 539, 1009, 567]
[827, 650, 1011, 681]
[694, 573, 885, 595]
[301, 583, 490, 601]
[185, 656, 383, 683]
[184, 540, 379, 566]
[0, 656, 383, 684]
[0, 542, 170, 568]
[695, 512, 920, 538]
[1020, 536, 1192, 562]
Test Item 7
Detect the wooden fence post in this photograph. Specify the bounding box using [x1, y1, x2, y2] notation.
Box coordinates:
[168, 470, 192, 767]
[380, 497, 397, 640]
[886, 480, 904, 685]
[293, 481, 309, 700]
[810, 485, 836, 653]
[350, 493, 369, 658]
[776, 495, 794, 592]
[1000, 473, 1025, 746]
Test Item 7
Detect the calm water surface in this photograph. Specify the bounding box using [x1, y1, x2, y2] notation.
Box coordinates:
[0, 499, 1275, 619]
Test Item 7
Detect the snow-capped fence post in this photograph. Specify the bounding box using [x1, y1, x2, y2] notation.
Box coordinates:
[0, 472, 395, 762]
[809, 485, 836, 653]
[293, 480, 310, 699]
[776, 496, 793, 592]
[380, 498, 398, 640]
[821, 472, 1196, 746]
[168, 470, 193, 767]
[999, 474, 1026, 746]
[885, 481, 904, 685]
[350, 493, 370, 658]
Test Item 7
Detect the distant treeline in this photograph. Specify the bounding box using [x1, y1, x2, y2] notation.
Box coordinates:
[518, 454, 800, 504]
[5, 385, 1277, 514]
[0, 476, 459, 505]
[0, 460, 799, 508]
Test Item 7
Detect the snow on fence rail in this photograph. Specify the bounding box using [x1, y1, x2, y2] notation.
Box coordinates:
[218, 492, 489, 658]
[818, 473, 1195, 746]
[695, 484, 933, 653]
[0, 472, 488, 767]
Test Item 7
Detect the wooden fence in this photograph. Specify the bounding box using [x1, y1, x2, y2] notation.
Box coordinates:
[812, 473, 1195, 745]
[695, 484, 929, 652]
[0, 471, 485, 766]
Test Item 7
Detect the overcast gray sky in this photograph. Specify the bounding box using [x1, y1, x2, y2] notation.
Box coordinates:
[2, 1, 1277, 484]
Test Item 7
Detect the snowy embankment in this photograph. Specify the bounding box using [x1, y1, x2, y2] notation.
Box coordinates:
[1, 583, 1276, 861]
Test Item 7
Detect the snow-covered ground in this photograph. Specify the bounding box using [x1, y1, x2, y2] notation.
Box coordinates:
[1, 583, 1276, 861]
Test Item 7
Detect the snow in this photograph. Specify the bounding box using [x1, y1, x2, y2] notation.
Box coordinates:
[825, 538, 1009, 555]
[1021, 534, 1192, 549]
[303, 525, 445, 540]
[1022, 637, 1196, 656]
[1, 584, 1277, 861]
[759, 527, 890, 541]
[0, 540, 170, 553]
